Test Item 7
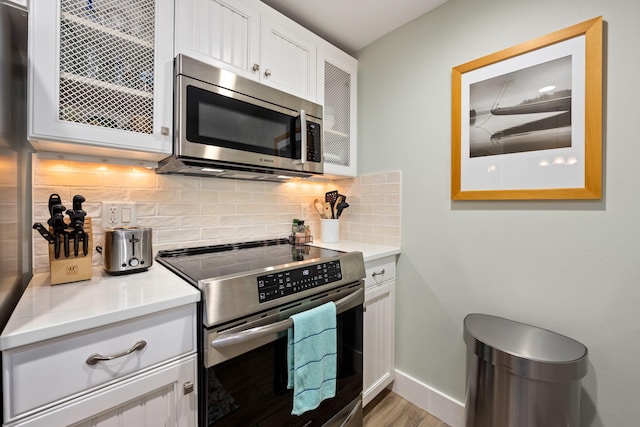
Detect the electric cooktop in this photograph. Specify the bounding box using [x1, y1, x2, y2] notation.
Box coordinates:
[155, 238, 344, 285]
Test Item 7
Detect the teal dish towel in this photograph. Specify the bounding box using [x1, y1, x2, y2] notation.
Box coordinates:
[287, 301, 337, 415]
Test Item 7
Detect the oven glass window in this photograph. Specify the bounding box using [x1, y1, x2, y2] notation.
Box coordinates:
[186, 85, 299, 159]
[204, 305, 362, 426]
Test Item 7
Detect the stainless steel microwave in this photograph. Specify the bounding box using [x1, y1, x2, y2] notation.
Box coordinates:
[157, 55, 323, 181]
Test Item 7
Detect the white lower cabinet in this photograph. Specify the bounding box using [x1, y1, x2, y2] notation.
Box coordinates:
[363, 256, 397, 406]
[7, 356, 197, 427]
[2, 304, 197, 426]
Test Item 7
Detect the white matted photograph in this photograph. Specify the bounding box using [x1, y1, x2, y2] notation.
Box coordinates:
[451, 17, 603, 200]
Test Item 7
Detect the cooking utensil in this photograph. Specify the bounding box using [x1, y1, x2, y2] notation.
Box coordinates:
[313, 199, 325, 219]
[334, 196, 344, 217]
[324, 202, 332, 220]
[336, 194, 350, 219]
[325, 190, 338, 219]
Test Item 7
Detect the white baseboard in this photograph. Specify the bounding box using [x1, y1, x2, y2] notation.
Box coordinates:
[391, 369, 465, 427]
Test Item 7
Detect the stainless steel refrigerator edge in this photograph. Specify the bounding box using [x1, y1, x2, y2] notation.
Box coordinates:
[0, 1, 32, 420]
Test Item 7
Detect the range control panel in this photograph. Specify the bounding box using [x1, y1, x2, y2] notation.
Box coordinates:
[257, 260, 342, 303]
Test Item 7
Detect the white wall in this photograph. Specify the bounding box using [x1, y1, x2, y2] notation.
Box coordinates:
[356, 0, 640, 425]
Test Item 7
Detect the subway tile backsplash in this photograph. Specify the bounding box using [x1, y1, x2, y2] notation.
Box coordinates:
[32, 155, 401, 273]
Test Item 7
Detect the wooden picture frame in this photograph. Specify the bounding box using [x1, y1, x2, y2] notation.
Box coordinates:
[451, 17, 603, 200]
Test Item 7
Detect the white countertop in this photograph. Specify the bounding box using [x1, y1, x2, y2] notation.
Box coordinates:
[311, 241, 401, 263]
[0, 264, 200, 351]
[1, 242, 398, 351]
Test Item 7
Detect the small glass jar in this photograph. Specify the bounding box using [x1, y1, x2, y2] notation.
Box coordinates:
[295, 220, 306, 245]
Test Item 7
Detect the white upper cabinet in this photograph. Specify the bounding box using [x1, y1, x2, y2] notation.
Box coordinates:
[258, 4, 316, 101]
[2, 0, 27, 10]
[174, 0, 260, 81]
[318, 44, 358, 177]
[175, 0, 316, 101]
[28, 0, 174, 162]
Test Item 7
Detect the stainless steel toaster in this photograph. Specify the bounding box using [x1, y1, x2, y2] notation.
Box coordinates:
[100, 226, 153, 274]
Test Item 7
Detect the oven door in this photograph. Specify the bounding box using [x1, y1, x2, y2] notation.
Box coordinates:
[201, 285, 363, 427]
[176, 74, 323, 174]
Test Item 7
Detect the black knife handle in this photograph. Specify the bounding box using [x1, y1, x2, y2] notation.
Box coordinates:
[72, 195, 86, 212]
[64, 233, 70, 258]
[72, 232, 79, 257]
[54, 234, 61, 259]
[67, 208, 86, 227]
[83, 233, 89, 256]
[32, 223, 55, 243]
[49, 205, 66, 225]
[48, 194, 62, 217]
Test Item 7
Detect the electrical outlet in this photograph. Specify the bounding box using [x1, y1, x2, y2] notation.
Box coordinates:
[300, 202, 311, 221]
[103, 202, 136, 227]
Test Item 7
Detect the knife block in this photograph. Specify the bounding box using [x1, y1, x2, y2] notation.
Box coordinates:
[48, 217, 93, 285]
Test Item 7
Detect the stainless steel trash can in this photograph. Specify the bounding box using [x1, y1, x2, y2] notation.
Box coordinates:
[463, 314, 588, 427]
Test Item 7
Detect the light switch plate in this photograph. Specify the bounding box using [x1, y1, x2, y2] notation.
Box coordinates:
[102, 202, 136, 227]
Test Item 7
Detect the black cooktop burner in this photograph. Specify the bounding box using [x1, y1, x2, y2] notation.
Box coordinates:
[156, 239, 344, 284]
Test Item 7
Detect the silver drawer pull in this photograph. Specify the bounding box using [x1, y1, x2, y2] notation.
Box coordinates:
[86, 340, 147, 365]
[371, 269, 386, 277]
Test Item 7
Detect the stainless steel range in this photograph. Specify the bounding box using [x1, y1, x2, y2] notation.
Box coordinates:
[156, 239, 366, 427]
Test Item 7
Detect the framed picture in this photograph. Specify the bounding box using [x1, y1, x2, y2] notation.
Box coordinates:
[451, 17, 603, 200]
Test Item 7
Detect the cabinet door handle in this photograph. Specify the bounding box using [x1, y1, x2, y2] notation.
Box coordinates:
[298, 110, 307, 165]
[371, 269, 385, 277]
[85, 340, 147, 365]
[264, 69, 272, 78]
[160, 126, 170, 136]
[183, 381, 194, 395]
[252, 63, 260, 72]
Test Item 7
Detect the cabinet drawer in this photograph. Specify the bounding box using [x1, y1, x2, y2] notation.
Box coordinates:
[364, 256, 396, 288]
[3, 304, 196, 422]
[5, 356, 197, 427]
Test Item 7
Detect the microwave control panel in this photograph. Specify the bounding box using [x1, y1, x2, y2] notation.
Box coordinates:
[257, 260, 342, 303]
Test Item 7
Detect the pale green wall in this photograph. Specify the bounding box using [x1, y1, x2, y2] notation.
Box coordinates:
[356, 0, 640, 425]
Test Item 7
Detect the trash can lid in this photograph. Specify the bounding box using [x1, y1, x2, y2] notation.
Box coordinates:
[464, 313, 588, 381]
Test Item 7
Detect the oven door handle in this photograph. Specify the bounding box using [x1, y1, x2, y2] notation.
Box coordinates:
[211, 287, 363, 349]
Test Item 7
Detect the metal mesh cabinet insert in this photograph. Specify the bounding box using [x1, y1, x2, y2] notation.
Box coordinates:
[29, 0, 173, 161]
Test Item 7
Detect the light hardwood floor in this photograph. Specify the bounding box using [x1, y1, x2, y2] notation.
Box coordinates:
[363, 390, 450, 427]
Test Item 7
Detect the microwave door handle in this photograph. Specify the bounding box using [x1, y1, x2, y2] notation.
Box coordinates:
[211, 287, 363, 349]
[299, 110, 307, 165]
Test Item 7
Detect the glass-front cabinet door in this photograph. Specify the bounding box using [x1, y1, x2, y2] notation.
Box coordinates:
[317, 45, 357, 177]
[28, 0, 173, 162]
